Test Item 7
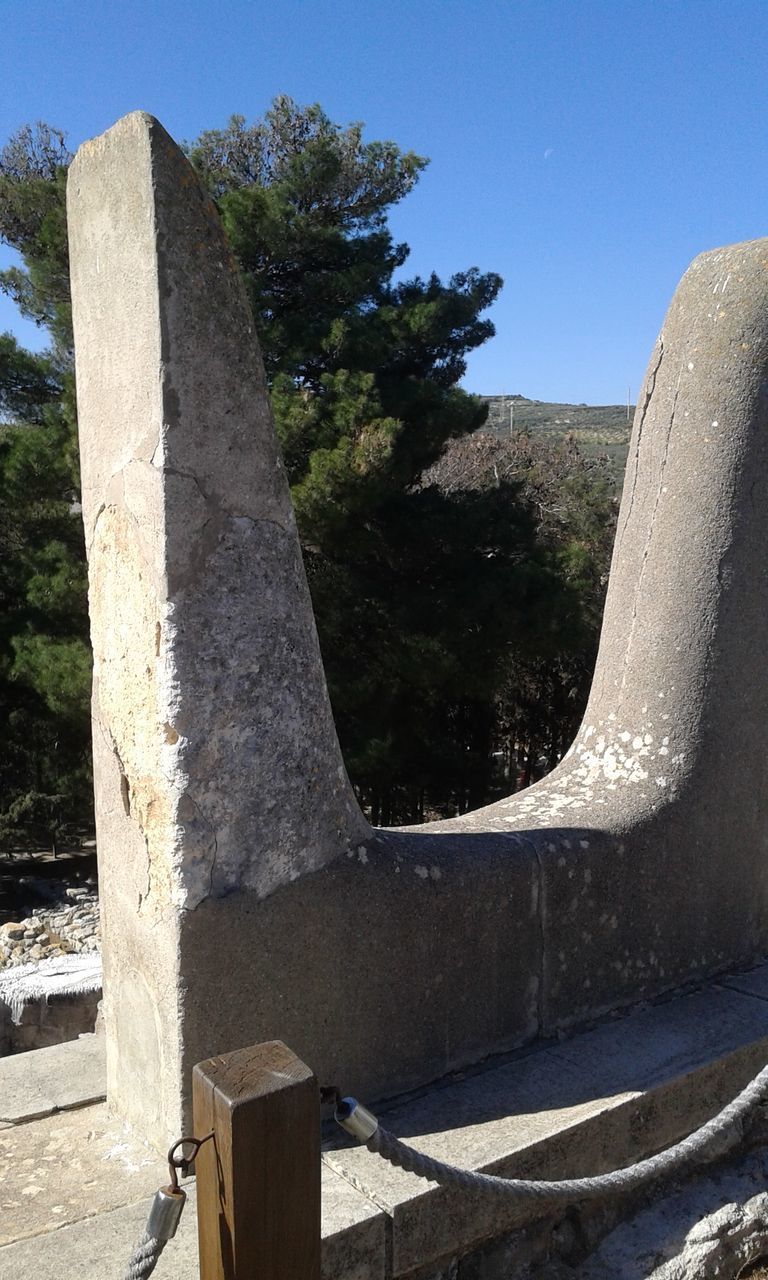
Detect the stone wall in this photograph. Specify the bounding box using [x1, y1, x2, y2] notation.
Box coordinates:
[0, 873, 101, 1055]
[0, 886, 99, 968]
[0, 987, 101, 1055]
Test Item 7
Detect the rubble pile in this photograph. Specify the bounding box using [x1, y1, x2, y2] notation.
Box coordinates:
[0, 883, 99, 969]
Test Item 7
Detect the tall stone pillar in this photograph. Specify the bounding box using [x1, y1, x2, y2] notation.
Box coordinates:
[67, 113, 369, 1144]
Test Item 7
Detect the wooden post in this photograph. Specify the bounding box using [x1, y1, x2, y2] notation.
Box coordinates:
[193, 1041, 321, 1279]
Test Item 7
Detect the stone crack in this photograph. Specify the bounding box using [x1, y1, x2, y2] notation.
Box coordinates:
[621, 361, 681, 692]
[620, 337, 664, 544]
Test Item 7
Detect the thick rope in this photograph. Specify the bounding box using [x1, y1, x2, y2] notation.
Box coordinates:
[365, 1059, 768, 1204]
[122, 1232, 167, 1280]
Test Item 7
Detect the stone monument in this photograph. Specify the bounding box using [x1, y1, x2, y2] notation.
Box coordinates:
[68, 112, 369, 1141]
[68, 112, 768, 1146]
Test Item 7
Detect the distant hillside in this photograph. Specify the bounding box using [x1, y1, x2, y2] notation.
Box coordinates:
[478, 395, 634, 490]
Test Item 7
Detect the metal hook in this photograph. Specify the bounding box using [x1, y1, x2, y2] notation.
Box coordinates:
[167, 1132, 214, 1189]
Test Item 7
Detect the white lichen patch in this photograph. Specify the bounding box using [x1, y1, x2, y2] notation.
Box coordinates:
[473, 699, 687, 834]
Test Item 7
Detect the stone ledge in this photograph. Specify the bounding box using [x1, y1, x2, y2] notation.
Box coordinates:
[325, 964, 768, 1275]
[0, 955, 102, 1055]
[2, 963, 768, 1278]
[0, 1031, 105, 1124]
[0, 1175, 387, 1280]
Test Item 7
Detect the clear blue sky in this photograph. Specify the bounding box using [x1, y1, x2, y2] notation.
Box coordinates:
[2, 0, 768, 404]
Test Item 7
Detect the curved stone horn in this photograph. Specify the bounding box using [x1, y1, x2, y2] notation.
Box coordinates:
[423, 238, 768, 1028]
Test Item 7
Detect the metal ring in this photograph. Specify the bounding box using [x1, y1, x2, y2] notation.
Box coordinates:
[167, 1133, 214, 1188]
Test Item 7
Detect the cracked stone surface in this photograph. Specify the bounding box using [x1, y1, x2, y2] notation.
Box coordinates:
[0, 1102, 161, 1246]
[67, 111, 370, 1145]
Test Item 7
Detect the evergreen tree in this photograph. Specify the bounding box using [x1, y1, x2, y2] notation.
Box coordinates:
[0, 334, 90, 851]
[0, 123, 73, 356]
[426, 430, 617, 791]
[190, 102, 515, 820]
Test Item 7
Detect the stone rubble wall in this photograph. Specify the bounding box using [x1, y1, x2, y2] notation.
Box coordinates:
[0, 885, 100, 969]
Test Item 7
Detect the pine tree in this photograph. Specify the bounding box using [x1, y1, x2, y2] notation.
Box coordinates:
[0, 333, 90, 850]
[190, 102, 513, 819]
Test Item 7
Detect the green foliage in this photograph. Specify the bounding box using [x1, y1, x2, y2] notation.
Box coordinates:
[318, 482, 551, 821]
[0, 330, 90, 851]
[192, 100, 424, 388]
[191, 102, 520, 820]
[425, 430, 617, 790]
[0, 332, 59, 420]
[0, 124, 73, 355]
[481, 396, 633, 492]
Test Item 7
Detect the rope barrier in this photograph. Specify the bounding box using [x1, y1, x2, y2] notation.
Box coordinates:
[335, 1059, 768, 1204]
[121, 1055, 768, 1274]
[122, 1141, 195, 1279]
[123, 1232, 167, 1280]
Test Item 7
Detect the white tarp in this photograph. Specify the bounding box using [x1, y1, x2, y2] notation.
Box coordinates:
[0, 953, 102, 1022]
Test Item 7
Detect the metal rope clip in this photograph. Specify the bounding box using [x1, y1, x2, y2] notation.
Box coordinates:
[334, 1096, 379, 1143]
[143, 1133, 214, 1243]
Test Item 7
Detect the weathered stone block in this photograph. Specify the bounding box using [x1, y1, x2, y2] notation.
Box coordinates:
[180, 829, 540, 1105]
[68, 112, 372, 1142]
